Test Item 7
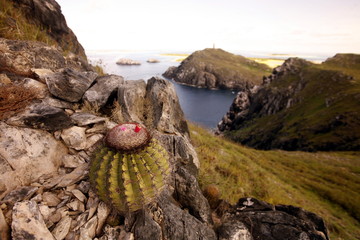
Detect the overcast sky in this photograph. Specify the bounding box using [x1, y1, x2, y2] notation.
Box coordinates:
[57, 0, 360, 55]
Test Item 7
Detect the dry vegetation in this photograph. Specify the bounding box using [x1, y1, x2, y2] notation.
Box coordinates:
[0, 84, 37, 119]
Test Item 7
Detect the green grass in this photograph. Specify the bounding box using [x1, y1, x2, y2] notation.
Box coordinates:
[189, 123, 360, 240]
[0, 0, 56, 45]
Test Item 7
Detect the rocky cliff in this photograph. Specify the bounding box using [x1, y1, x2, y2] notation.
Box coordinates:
[163, 48, 271, 90]
[218, 56, 360, 151]
[1, 0, 86, 59]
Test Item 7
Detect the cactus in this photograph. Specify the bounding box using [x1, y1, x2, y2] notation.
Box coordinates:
[89, 123, 170, 213]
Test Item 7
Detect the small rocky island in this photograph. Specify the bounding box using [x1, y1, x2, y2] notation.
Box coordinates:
[116, 58, 141, 65]
[163, 48, 271, 90]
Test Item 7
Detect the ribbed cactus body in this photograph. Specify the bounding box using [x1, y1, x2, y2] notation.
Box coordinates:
[89, 123, 170, 213]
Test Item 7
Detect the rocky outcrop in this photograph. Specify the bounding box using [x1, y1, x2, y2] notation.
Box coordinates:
[218, 56, 360, 151]
[116, 58, 141, 65]
[163, 48, 271, 90]
[12, 0, 87, 59]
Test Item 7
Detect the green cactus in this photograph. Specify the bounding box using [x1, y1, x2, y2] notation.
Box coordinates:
[89, 123, 170, 213]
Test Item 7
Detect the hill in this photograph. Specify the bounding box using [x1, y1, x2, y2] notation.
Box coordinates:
[190, 123, 360, 240]
[218, 55, 360, 151]
[163, 48, 272, 90]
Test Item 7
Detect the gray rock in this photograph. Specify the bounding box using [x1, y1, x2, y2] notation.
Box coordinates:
[31, 68, 54, 84]
[55, 164, 89, 188]
[61, 126, 87, 150]
[70, 113, 107, 127]
[23, 78, 49, 98]
[118, 80, 147, 123]
[7, 102, 73, 131]
[134, 210, 162, 240]
[42, 97, 74, 109]
[99, 225, 122, 240]
[45, 68, 97, 102]
[1, 186, 38, 205]
[12, 201, 55, 240]
[42, 192, 61, 207]
[79, 215, 97, 240]
[0, 122, 66, 199]
[0, 208, 10, 240]
[62, 155, 85, 169]
[145, 77, 189, 135]
[71, 189, 87, 203]
[51, 216, 72, 240]
[174, 166, 212, 224]
[218, 217, 252, 240]
[83, 74, 124, 107]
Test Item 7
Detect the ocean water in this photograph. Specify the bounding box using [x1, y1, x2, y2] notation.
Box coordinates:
[87, 50, 328, 128]
[87, 50, 237, 129]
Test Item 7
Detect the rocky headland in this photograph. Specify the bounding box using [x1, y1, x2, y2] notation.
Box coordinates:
[218, 56, 360, 151]
[0, 0, 330, 239]
[163, 48, 271, 90]
[116, 58, 141, 65]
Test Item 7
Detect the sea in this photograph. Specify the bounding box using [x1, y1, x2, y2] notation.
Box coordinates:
[87, 50, 329, 129]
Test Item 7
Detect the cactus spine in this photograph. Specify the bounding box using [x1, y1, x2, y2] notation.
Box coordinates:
[89, 123, 170, 213]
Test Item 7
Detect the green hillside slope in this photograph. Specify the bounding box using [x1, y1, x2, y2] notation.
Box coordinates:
[190, 123, 360, 240]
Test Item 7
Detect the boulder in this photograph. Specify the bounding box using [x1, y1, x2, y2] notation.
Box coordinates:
[45, 68, 97, 102]
[83, 74, 124, 107]
[70, 112, 107, 127]
[0, 122, 67, 199]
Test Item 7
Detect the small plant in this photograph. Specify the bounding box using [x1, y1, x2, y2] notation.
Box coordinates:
[89, 123, 170, 213]
[0, 84, 37, 120]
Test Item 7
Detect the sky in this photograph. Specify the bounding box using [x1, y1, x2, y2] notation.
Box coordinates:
[57, 0, 360, 55]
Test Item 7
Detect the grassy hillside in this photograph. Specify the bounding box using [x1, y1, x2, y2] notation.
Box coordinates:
[186, 48, 272, 85]
[225, 55, 360, 151]
[189, 123, 360, 240]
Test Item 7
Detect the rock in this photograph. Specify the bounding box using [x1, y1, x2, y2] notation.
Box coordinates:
[51, 216, 72, 240]
[42, 97, 74, 109]
[45, 68, 97, 102]
[62, 155, 85, 169]
[0, 73, 12, 84]
[31, 68, 54, 83]
[99, 225, 122, 240]
[116, 58, 141, 65]
[174, 166, 212, 224]
[70, 112, 107, 127]
[147, 58, 160, 63]
[7, 102, 73, 131]
[83, 74, 124, 107]
[95, 202, 111, 236]
[71, 189, 87, 203]
[23, 78, 49, 98]
[0, 208, 10, 240]
[217, 197, 329, 240]
[11, 201, 55, 240]
[61, 126, 87, 150]
[54, 164, 88, 189]
[79, 215, 97, 240]
[1, 186, 38, 205]
[66, 199, 85, 212]
[217, 218, 252, 240]
[42, 192, 61, 207]
[133, 210, 162, 240]
[117, 80, 147, 123]
[162, 48, 270, 90]
[146, 77, 189, 135]
[0, 122, 66, 199]
[38, 204, 55, 224]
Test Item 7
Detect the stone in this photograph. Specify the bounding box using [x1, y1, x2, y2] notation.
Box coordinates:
[79, 215, 97, 240]
[71, 189, 87, 203]
[0, 73, 11, 85]
[116, 58, 141, 65]
[55, 164, 88, 188]
[217, 216, 252, 240]
[117, 80, 147, 123]
[31, 68, 54, 83]
[77, 182, 91, 194]
[23, 78, 49, 98]
[83, 74, 124, 107]
[38, 204, 55, 223]
[62, 155, 85, 169]
[45, 68, 97, 102]
[84, 133, 103, 150]
[42, 97, 74, 109]
[0, 122, 66, 199]
[0, 208, 10, 240]
[1, 186, 38, 205]
[145, 77, 189, 135]
[7, 102, 73, 131]
[51, 216, 72, 240]
[95, 202, 111, 236]
[235, 197, 274, 212]
[174, 166, 212, 224]
[11, 201, 55, 240]
[70, 113, 107, 127]
[42, 192, 61, 207]
[99, 225, 122, 240]
[61, 126, 87, 150]
[134, 210, 162, 240]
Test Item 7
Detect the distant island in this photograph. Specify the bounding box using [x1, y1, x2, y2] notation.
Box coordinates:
[116, 58, 141, 65]
[163, 48, 272, 90]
